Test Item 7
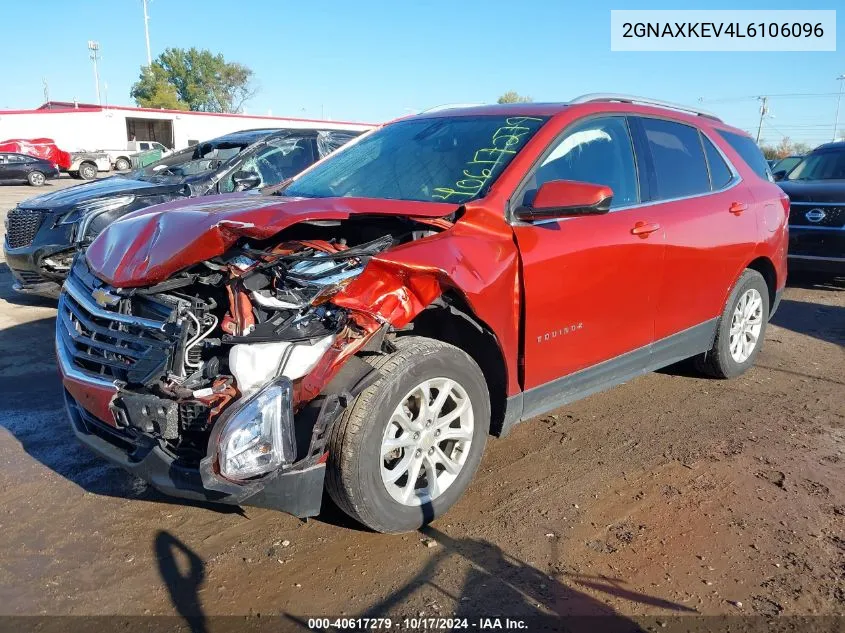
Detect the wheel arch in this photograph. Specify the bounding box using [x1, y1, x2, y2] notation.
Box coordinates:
[401, 291, 509, 436]
[744, 255, 777, 312]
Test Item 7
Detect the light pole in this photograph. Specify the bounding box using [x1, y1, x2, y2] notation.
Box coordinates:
[833, 74, 845, 142]
[142, 0, 152, 66]
[755, 96, 768, 144]
[88, 40, 101, 105]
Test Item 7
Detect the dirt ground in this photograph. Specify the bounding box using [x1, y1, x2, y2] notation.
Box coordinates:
[0, 178, 843, 628]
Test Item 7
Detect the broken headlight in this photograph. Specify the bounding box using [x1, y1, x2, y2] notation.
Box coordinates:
[217, 378, 296, 481]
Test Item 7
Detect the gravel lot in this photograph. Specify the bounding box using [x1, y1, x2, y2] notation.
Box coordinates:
[0, 178, 843, 626]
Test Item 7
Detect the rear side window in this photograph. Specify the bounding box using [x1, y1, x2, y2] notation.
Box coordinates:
[702, 135, 734, 190]
[639, 118, 711, 200]
[717, 129, 771, 180]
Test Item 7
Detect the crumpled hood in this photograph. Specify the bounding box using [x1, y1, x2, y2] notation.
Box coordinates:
[86, 192, 456, 287]
[20, 176, 186, 211]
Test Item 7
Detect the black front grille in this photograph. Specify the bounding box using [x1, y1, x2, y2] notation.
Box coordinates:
[57, 261, 182, 385]
[5, 208, 44, 248]
[15, 270, 46, 285]
[789, 204, 845, 228]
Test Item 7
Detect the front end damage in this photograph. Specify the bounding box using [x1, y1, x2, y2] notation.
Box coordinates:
[57, 215, 457, 516]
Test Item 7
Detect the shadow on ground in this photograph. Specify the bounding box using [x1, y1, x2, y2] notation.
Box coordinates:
[770, 298, 845, 346]
[0, 315, 242, 514]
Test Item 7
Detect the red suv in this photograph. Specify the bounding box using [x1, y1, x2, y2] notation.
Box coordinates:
[56, 95, 788, 533]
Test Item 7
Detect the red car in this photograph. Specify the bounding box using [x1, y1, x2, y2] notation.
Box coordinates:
[56, 95, 788, 533]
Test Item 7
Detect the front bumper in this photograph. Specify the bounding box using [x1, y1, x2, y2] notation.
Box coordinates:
[57, 332, 327, 517]
[4, 217, 75, 298]
[788, 227, 845, 275]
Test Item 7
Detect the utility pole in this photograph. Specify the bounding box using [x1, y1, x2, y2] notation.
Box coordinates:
[42, 77, 49, 104]
[833, 75, 845, 142]
[755, 96, 768, 144]
[88, 41, 101, 105]
[142, 0, 152, 66]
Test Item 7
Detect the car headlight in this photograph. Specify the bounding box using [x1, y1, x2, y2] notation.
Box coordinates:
[217, 378, 296, 481]
[58, 195, 135, 229]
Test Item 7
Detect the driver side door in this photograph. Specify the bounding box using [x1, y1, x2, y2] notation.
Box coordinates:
[511, 115, 664, 416]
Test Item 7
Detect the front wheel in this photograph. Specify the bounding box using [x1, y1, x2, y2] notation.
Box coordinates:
[326, 336, 490, 533]
[27, 171, 46, 186]
[79, 162, 97, 180]
[695, 269, 769, 378]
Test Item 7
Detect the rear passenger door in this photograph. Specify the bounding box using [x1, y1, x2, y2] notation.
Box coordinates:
[630, 117, 758, 342]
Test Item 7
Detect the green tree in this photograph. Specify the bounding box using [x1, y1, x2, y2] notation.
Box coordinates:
[131, 48, 256, 113]
[497, 91, 533, 104]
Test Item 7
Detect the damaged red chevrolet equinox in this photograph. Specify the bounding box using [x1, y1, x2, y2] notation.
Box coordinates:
[57, 96, 789, 533]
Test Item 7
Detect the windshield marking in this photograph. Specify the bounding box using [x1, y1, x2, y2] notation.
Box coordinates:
[432, 116, 544, 202]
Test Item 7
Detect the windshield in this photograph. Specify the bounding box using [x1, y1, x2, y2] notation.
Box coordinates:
[786, 149, 845, 181]
[772, 156, 802, 175]
[283, 115, 547, 203]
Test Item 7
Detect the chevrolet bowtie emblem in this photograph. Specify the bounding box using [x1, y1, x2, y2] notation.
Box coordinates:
[92, 288, 120, 308]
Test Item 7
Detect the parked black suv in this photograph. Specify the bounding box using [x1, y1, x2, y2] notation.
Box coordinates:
[4, 127, 362, 297]
[775, 141, 845, 276]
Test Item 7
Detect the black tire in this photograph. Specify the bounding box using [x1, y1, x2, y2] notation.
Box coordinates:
[69, 171, 81, 179]
[114, 157, 131, 171]
[695, 269, 769, 379]
[27, 171, 46, 186]
[79, 162, 97, 180]
[326, 336, 490, 533]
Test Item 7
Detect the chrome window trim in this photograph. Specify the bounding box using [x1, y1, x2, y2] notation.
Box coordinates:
[511, 114, 744, 227]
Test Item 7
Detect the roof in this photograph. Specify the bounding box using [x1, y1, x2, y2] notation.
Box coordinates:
[0, 101, 375, 127]
[811, 141, 845, 152]
[415, 102, 570, 119]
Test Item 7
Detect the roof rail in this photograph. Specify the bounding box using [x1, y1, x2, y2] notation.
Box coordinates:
[569, 93, 722, 122]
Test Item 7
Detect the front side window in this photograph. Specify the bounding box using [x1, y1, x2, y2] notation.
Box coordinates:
[283, 115, 547, 203]
[786, 148, 845, 181]
[522, 116, 639, 208]
[640, 118, 711, 200]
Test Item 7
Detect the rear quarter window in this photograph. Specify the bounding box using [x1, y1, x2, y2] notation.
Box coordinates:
[717, 130, 772, 181]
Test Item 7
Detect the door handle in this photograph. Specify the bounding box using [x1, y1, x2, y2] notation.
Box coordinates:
[729, 201, 748, 215]
[631, 221, 661, 237]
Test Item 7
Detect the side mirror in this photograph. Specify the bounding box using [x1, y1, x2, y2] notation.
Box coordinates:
[772, 170, 787, 182]
[232, 169, 261, 191]
[516, 180, 613, 222]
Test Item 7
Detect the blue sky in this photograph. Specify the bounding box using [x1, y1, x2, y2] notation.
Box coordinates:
[1, 0, 842, 146]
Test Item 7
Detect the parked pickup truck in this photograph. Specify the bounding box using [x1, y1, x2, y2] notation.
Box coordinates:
[101, 140, 172, 171]
[67, 151, 112, 180]
[57, 97, 788, 533]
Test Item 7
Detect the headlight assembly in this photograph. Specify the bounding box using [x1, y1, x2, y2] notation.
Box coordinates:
[217, 378, 296, 481]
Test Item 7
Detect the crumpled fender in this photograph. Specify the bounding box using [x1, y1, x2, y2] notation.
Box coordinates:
[332, 203, 522, 395]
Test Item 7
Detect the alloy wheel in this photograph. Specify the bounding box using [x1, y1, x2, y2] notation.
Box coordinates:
[729, 288, 763, 363]
[380, 377, 474, 506]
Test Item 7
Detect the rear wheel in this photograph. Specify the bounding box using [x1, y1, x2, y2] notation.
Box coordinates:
[326, 336, 490, 533]
[695, 269, 769, 378]
[114, 157, 131, 171]
[79, 162, 97, 180]
[27, 171, 46, 186]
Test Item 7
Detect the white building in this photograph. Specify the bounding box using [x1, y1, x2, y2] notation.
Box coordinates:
[0, 101, 374, 152]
